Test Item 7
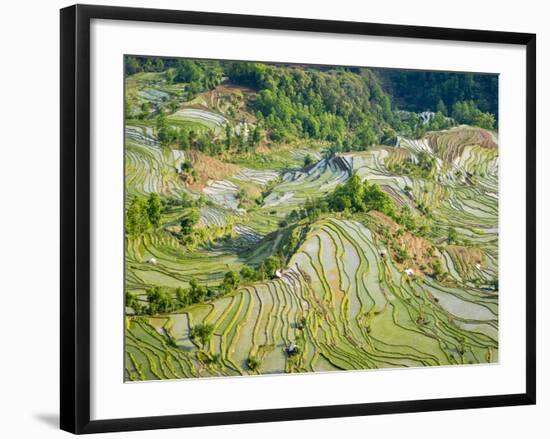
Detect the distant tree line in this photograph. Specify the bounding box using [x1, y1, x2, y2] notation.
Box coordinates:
[374, 68, 498, 128]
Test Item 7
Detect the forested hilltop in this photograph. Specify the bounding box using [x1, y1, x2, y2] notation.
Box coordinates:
[124, 55, 499, 381]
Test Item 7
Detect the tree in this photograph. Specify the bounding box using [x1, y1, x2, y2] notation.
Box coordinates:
[452, 101, 495, 130]
[447, 227, 459, 244]
[190, 323, 214, 346]
[125, 291, 144, 314]
[155, 58, 165, 72]
[125, 56, 141, 75]
[146, 286, 174, 314]
[221, 271, 239, 294]
[126, 197, 150, 236]
[354, 123, 377, 150]
[247, 356, 261, 371]
[416, 151, 436, 175]
[250, 125, 261, 145]
[328, 174, 364, 213]
[224, 124, 233, 150]
[139, 102, 151, 119]
[380, 126, 397, 146]
[175, 287, 189, 307]
[287, 210, 300, 223]
[188, 278, 207, 303]
[436, 99, 448, 116]
[180, 208, 200, 235]
[240, 265, 260, 281]
[374, 68, 497, 120]
[473, 111, 495, 130]
[303, 154, 314, 167]
[428, 111, 450, 131]
[178, 128, 190, 150]
[144, 58, 154, 72]
[180, 160, 193, 173]
[261, 256, 281, 279]
[363, 181, 396, 217]
[327, 174, 396, 218]
[175, 59, 203, 83]
[124, 98, 132, 119]
[180, 192, 194, 208]
[204, 64, 223, 89]
[147, 192, 162, 228]
[156, 111, 169, 143]
[165, 68, 176, 84]
[397, 205, 416, 231]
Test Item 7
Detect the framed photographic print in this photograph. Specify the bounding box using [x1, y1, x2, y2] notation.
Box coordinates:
[60, 4, 536, 434]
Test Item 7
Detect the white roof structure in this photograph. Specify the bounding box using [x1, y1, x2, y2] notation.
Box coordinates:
[147, 257, 157, 265]
[404, 268, 414, 276]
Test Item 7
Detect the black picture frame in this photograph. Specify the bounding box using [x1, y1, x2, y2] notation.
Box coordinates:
[60, 4, 536, 434]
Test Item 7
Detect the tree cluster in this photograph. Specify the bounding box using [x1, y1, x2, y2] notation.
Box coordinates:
[451, 101, 495, 130]
[374, 68, 498, 123]
[126, 193, 163, 236]
[227, 62, 399, 149]
[128, 270, 243, 317]
[327, 174, 396, 218]
[190, 323, 214, 346]
[125, 55, 167, 75]
[239, 255, 283, 282]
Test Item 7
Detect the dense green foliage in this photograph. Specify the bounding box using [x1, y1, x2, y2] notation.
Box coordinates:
[451, 101, 495, 129]
[190, 323, 214, 346]
[328, 174, 396, 217]
[240, 255, 284, 282]
[125, 55, 167, 75]
[180, 208, 200, 235]
[173, 59, 223, 92]
[227, 62, 399, 148]
[247, 356, 261, 371]
[134, 272, 243, 316]
[126, 192, 164, 236]
[146, 286, 175, 314]
[126, 56, 222, 96]
[220, 270, 240, 294]
[374, 68, 498, 120]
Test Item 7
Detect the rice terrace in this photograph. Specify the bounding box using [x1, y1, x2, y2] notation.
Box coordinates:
[124, 56, 499, 381]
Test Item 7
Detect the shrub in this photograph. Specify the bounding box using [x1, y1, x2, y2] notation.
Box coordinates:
[247, 356, 261, 371]
[221, 271, 239, 295]
[190, 323, 214, 346]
